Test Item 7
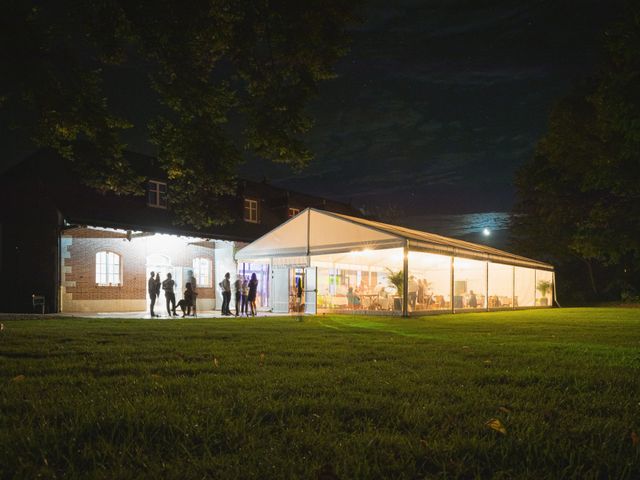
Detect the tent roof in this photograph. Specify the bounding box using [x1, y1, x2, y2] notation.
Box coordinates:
[236, 208, 553, 270]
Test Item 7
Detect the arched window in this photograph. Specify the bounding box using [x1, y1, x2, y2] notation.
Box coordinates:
[96, 251, 121, 285]
[192, 257, 212, 287]
[146, 254, 171, 268]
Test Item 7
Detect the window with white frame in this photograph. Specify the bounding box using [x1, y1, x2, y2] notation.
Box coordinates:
[288, 207, 300, 218]
[192, 257, 212, 287]
[95, 251, 121, 285]
[244, 198, 259, 223]
[147, 180, 168, 208]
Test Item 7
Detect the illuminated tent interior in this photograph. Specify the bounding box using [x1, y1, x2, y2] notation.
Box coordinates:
[235, 208, 554, 315]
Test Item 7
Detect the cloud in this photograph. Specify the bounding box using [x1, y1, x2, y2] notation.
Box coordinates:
[392, 65, 549, 87]
[241, 0, 623, 215]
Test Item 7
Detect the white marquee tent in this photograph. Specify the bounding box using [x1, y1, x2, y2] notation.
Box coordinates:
[236, 208, 554, 316]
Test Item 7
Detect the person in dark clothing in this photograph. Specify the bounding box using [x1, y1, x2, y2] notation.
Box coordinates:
[248, 273, 258, 316]
[296, 277, 303, 312]
[162, 273, 177, 316]
[219, 272, 231, 315]
[186, 270, 197, 317]
[176, 282, 195, 317]
[155, 272, 161, 300]
[148, 271, 158, 317]
[241, 277, 249, 316]
[233, 275, 242, 316]
[468, 290, 478, 308]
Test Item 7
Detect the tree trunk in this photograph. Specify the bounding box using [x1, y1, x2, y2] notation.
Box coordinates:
[584, 258, 598, 296]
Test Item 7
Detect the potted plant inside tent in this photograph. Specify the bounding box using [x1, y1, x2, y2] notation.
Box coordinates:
[386, 268, 404, 311]
[536, 280, 552, 306]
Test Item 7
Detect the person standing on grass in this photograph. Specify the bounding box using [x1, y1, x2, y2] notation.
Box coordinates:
[162, 272, 177, 316]
[241, 276, 249, 316]
[248, 273, 258, 316]
[219, 272, 231, 315]
[233, 274, 242, 316]
[148, 271, 158, 317]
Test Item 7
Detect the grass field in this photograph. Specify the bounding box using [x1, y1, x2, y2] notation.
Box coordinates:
[1, 308, 639, 479]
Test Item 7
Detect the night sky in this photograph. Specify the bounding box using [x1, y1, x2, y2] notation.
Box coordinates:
[1, 1, 627, 239]
[241, 0, 626, 229]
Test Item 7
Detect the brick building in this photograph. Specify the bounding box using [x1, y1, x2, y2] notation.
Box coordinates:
[0, 149, 361, 314]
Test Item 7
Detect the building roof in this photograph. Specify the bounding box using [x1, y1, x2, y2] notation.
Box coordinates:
[236, 208, 553, 270]
[0, 149, 361, 242]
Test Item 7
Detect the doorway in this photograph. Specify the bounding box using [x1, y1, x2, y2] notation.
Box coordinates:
[146, 254, 175, 313]
[290, 268, 305, 312]
[271, 267, 289, 313]
[270, 266, 317, 314]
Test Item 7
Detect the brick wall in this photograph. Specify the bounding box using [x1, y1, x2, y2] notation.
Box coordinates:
[61, 227, 217, 312]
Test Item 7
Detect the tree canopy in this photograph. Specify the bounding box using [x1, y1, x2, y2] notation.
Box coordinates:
[0, 0, 357, 226]
[511, 6, 640, 301]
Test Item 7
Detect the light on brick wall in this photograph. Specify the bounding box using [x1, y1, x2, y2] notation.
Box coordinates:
[61, 227, 218, 313]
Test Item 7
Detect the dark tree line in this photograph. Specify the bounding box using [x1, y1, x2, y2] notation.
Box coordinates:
[512, 5, 640, 303]
[0, 0, 357, 226]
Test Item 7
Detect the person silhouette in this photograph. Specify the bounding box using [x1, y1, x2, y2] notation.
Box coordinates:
[148, 271, 158, 317]
[176, 282, 195, 317]
[241, 277, 249, 316]
[219, 272, 231, 315]
[468, 290, 478, 308]
[248, 273, 258, 316]
[186, 269, 197, 316]
[162, 273, 177, 316]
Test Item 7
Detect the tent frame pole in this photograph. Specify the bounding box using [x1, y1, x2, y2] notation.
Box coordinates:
[306, 209, 311, 314]
[485, 260, 489, 312]
[306, 209, 311, 258]
[451, 256, 455, 314]
[402, 240, 409, 317]
[512, 266, 515, 310]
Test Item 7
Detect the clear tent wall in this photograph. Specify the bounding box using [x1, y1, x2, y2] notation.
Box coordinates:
[235, 209, 554, 316]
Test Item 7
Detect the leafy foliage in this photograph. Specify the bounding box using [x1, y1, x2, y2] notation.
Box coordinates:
[385, 268, 404, 296]
[536, 280, 552, 298]
[0, 0, 357, 226]
[511, 6, 640, 301]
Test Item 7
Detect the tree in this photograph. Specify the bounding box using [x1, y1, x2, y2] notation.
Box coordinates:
[0, 0, 357, 227]
[511, 6, 640, 302]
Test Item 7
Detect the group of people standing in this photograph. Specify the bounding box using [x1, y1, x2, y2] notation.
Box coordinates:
[149, 270, 258, 317]
[219, 272, 259, 316]
[148, 271, 197, 318]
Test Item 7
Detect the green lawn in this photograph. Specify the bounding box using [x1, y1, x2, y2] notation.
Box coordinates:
[1, 308, 639, 479]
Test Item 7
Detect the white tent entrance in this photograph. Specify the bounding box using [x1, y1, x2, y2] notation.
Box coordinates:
[305, 267, 317, 314]
[271, 267, 290, 313]
[236, 208, 555, 317]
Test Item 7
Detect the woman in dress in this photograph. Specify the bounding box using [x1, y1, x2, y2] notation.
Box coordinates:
[248, 273, 258, 316]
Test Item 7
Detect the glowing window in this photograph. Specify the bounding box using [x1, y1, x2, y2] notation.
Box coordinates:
[96, 251, 121, 285]
[244, 198, 259, 223]
[193, 257, 212, 287]
[288, 207, 301, 218]
[147, 180, 168, 208]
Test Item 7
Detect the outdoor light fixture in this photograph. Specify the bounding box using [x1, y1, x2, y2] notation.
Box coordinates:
[483, 228, 491, 236]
